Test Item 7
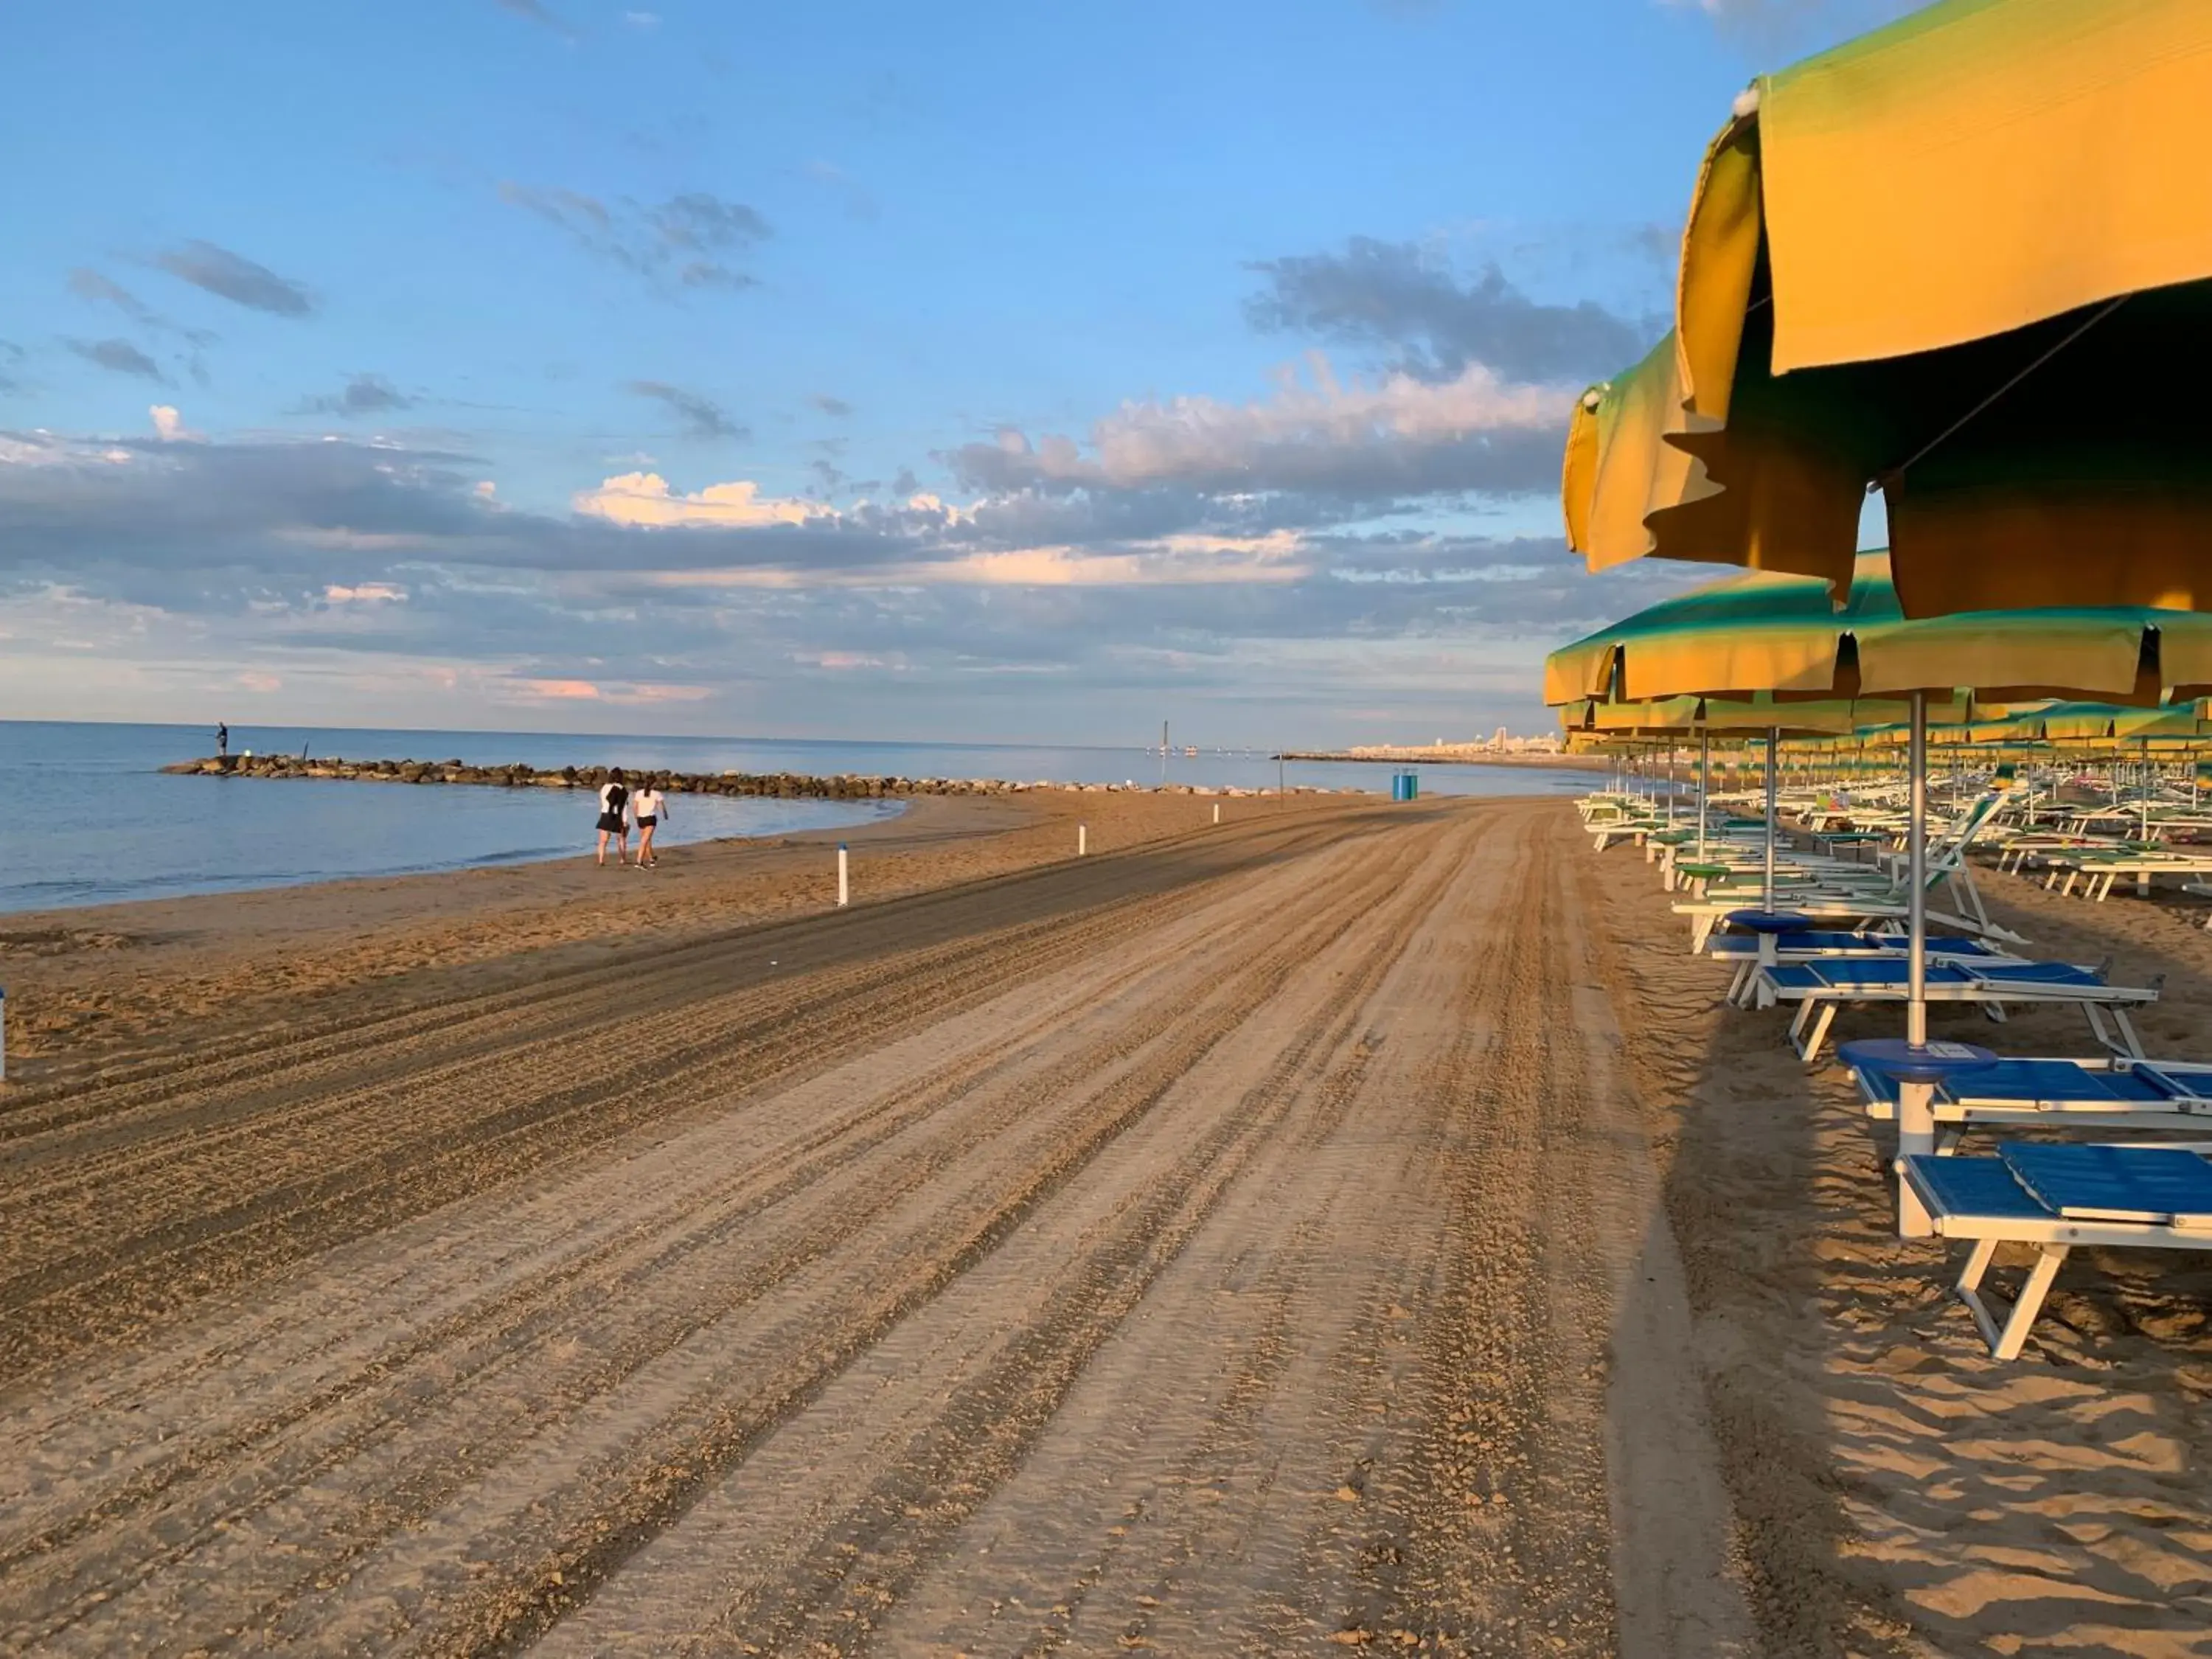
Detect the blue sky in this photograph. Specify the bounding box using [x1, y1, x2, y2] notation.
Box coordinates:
[0, 0, 1910, 745]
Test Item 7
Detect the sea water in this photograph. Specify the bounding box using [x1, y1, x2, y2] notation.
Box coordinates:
[0, 721, 1603, 913]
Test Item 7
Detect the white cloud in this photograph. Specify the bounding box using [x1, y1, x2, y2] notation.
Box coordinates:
[956, 354, 1568, 498]
[1088, 355, 1561, 483]
[644, 528, 1308, 591]
[573, 470, 818, 529]
[149, 405, 199, 442]
[925, 531, 1307, 588]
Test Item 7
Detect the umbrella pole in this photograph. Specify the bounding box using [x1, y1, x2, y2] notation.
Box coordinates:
[1897, 689, 1935, 1238]
[2142, 737, 2152, 842]
[1907, 692, 1929, 1051]
[1697, 731, 1710, 861]
[1762, 727, 1779, 914]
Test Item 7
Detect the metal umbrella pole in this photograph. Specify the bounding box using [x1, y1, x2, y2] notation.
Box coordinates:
[1762, 726, 1780, 913]
[2141, 737, 2153, 843]
[1697, 730, 1711, 860]
[1907, 692, 1929, 1052]
[1894, 688, 1938, 1237]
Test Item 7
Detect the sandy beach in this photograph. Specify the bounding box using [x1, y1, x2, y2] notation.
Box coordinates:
[3, 793, 2210, 1655]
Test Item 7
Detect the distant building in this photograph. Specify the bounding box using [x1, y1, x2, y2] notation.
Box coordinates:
[1337, 729, 1562, 760]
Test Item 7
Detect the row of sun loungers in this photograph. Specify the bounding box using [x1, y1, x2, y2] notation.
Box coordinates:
[1584, 781, 2199, 1360]
[2034, 849, 2212, 902]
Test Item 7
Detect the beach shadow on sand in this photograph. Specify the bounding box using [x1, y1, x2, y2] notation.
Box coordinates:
[1592, 835, 2212, 1659]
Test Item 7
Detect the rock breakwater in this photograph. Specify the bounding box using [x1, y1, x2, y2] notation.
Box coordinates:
[161, 754, 1327, 799]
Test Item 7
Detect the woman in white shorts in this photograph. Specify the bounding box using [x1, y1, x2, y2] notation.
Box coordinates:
[631, 778, 668, 868]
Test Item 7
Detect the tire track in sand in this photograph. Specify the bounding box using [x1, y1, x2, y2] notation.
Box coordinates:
[0, 799, 1736, 1658]
[0, 815, 1438, 1655]
[529, 803, 1484, 1658]
[0, 814, 1394, 1376]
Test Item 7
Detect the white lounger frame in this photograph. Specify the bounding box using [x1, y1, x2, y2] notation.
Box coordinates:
[1907, 1160, 2212, 1360]
[1752, 967, 2154, 1065]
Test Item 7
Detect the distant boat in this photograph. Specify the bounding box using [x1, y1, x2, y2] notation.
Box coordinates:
[1182, 745, 1197, 757]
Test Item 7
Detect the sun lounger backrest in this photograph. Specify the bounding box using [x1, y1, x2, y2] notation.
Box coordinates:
[2000, 1143, 2212, 1226]
[2127, 1063, 2212, 1102]
[1973, 961, 2103, 987]
[1948, 1060, 2154, 1104]
[1907, 1154, 2051, 1221]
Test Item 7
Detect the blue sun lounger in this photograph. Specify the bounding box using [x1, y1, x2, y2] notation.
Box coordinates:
[1849, 1055, 2212, 1150]
[1705, 929, 2014, 1006]
[1750, 959, 2158, 1063]
[1905, 1142, 2212, 1358]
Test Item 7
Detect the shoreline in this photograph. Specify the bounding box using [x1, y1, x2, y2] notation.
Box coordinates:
[0, 788, 1365, 1083]
[15, 749, 1597, 924]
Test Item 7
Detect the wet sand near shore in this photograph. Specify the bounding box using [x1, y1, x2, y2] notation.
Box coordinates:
[3, 796, 2210, 1654]
[0, 790, 1198, 1088]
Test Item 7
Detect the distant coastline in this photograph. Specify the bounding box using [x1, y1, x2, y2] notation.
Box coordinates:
[1276, 747, 1590, 771]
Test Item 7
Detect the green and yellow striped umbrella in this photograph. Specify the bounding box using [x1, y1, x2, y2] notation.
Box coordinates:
[2027, 700, 2212, 744]
[1562, 0, 2212, 618]
[1557, 690, 1955, 739]
[1545, 552, 2212, 709]
[1962, 704, 2056, 745]
[2112, 702, 2212, 740]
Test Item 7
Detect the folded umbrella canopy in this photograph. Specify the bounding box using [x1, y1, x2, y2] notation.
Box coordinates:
[1563, 0, 2212, 617]
[1545, 552, 2212, 709]
[1963, 703, 2057, 746]
[1559, 692, 1898, 738]
[2110, 702, 2212, 742]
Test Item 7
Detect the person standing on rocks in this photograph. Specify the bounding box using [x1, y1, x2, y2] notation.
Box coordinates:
[595, 768, 632, 867]
[630, 776, 668, 869]
[216, 721, 229, 759]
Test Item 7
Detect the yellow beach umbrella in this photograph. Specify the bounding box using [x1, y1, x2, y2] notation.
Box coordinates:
[1543, 552, 2212, 709]
[1561, 692, 1891, 738]
[1564, 0, 2212, 617]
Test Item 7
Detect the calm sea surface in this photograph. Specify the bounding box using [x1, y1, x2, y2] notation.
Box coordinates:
[0, 721, 1602, 914]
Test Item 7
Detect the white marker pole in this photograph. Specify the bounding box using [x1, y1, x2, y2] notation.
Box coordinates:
[1212, 802, 1220, 825]
[837, 843, 849, 907]
[1079, 824, 1088, 857]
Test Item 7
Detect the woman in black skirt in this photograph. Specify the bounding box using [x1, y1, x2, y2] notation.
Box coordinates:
[595, 768, 632, 866]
